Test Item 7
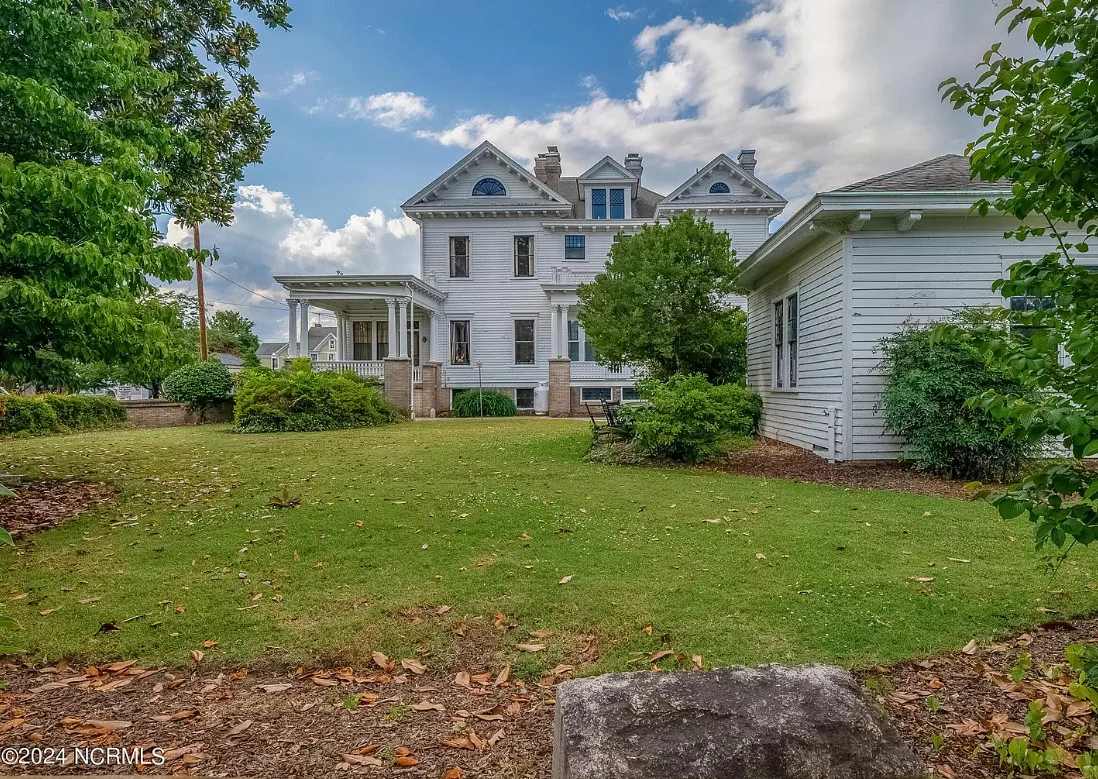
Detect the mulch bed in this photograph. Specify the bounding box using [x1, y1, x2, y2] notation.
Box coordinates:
[0, 481, 116, 538]
[711, 437, 986, 499]
[1, 619, 1097, 777]
[865, 616, 1098, 778]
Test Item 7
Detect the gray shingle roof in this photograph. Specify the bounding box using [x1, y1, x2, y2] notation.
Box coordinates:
[257, 342, 287, 356]
[308, 326, 336, 351]
[212, 352, 244, 367]
[546, 178, 666, 219]
[833, 154, 1009, 193]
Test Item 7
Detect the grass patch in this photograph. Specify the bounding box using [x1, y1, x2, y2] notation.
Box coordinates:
[1, 419, 1096, 674]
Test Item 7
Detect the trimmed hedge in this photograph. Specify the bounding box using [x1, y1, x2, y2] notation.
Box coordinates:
[43, 395, 126, 430]
[452, 390, 517, 418]
[0, 394, 125, 436]
[627, 374, 762, 462]
[234, 360, 400, 433]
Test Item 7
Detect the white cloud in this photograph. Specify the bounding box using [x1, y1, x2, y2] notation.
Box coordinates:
[164, 186, 419, 340]
[606, 6, 641, 22]
[418, 0, 1032, 204]
[345, 91, 434, 130]
[281, 70, 318, 94]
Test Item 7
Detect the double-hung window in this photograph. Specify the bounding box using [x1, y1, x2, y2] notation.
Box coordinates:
[514, 319, 535, 364]
[353, 321, 372, 360]
[609, 188, 625, 219]
[514, 236, 534, 277]
[450, 320, 471, 365]
[772, 292, 799, 388]
[567, 320, 599, 362]
[565, 235, 586, 260]
[591, 188, 607, 220]
[449, 236, 470, 278]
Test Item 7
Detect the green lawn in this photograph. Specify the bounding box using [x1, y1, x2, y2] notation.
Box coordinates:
[1, 419, 1095, 676]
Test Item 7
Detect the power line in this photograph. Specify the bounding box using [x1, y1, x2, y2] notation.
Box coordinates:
[202, 262, 286, 306]
[209, 299, 287, 312]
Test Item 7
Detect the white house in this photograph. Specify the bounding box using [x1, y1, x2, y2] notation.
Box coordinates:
[275, 141, 785, 416]
[738, 154, 1095, 462]
[257, 326, 337, 369]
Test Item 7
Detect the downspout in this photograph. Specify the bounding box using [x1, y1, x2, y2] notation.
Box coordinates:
[409, 290, 415, 418]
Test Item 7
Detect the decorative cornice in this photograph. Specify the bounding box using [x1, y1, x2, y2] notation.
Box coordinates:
[895, 210, 923, 232]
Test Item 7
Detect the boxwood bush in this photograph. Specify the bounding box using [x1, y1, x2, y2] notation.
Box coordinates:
[452, 389, 517, 418]
[878, 317, 1042, 480]
[235, 359, 400, 433]
[163, 359, 234, 414]
[0, 394, 125, 436]
[627, 374, 762, 462]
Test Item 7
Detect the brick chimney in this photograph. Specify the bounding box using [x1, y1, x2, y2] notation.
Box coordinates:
[624, 153, 643, 184]
[737, 149, 757, 175]
[534, 146, 562, 186]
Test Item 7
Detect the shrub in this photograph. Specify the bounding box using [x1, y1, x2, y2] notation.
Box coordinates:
[42, 395, 125, 430]
[163, 359, 234, 414]
[452, 390, 517, 418]
[627, 374, 762, 462]
[234, 360, 399, 433]
[0, 396, 59, 436]
[878, 317, 1042, 480]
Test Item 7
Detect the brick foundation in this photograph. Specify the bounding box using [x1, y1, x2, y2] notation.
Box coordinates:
[548, 359, 572, 418]
[383, 358, 413, 411]
[415, 362, 444, 417]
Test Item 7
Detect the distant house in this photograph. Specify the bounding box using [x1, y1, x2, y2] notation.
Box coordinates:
[212, 352, 245, 373]
[257, 326, 337, 369]
[738, 154, 1096, 462]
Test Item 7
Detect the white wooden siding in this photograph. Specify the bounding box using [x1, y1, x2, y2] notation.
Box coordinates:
[434, 160, 545, 201]
[746, 234, 845, 456]
[848, 219, 1095, 460]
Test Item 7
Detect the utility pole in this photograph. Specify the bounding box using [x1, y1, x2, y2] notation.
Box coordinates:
[193, 224, 208, 360]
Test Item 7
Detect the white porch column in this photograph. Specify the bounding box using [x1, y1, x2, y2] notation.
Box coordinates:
[386, 298, 397, 359]
[428, 310, 440, 363]
[287, 299, 298, 357]
[397, 298, 409, 359]
[556, 304, 569, 359]
[335, 315, 345, 361]
[299, 300, 310, 359]
[550, 303, 560, 359]
[344, 316, 354, 360]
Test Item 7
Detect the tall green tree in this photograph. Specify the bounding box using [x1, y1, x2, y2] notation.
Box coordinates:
[0, 1, 192, 386]
[578, 213, 747, 384]
[97, 0, 292, 226]
[208, 309, 260, 365]
[941, 0, 1098, 551]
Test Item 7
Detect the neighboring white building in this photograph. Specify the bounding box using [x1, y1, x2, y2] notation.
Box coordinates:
[738, 154, 1095, 462]
[275, 141, 785, 415]
[257, 326, 337, 370]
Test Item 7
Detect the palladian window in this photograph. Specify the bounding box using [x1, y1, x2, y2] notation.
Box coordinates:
[472, 178, 506, 196]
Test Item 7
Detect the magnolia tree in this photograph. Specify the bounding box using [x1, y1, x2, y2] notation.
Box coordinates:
[941, 0, 1098, 551]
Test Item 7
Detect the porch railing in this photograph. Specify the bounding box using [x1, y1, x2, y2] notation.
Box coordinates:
[549, 266, 599, 285]
[315, 360, 384, 379]
[412, 367, 422, 385]
[570, 361, 640, 381]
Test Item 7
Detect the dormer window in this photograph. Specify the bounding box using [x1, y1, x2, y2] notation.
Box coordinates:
[709, 182, 731, 194]
[472, 178, 506, 197]
[590, 188, 626, 220]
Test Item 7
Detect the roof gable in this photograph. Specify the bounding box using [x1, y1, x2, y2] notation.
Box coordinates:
[661, 154, 786, 206]
[578, 156, 635, 182]
[402, 141, 572, 209]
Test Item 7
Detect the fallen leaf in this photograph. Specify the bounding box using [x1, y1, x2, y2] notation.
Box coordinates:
[39, 607, 60, 616]
[551, 664, 574, 676]
[394, 756, 419, 767]
[343, 753, 383, 766]
[227, 720, 252, 736]
[558, 575, 573, 584]
[755, 553, 766, 560]
[453, 671, 471, 688]
[202, 639, 218, 648]
[907, 577, 935, 583]
[947, 557, 971, 564]
[441, 736, 474, 751]
[259, 683, 292, 693]
[961, 639, 979, 655]
[436, 605, 451, 615]
[372, 651, 394, 671]
[78, 597, 101, 605]
[516, 643, 546, 653]
[643, 625, 653, 635]
[692, 655, 703, 670]
[150, 709, 199, 723]
[412, 700, 445, 712]
[494, 665, 511, 686]
[649, 649, 675, 662]
[401, 658, 427, 675]
[530, 629, 553, 639]
[442, 769, 462, 779]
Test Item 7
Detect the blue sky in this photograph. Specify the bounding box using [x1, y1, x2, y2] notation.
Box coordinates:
[173, 1, 1026, 341]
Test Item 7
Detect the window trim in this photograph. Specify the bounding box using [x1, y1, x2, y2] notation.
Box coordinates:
[449, 319, 472, 366]
[513, 317, 536, 366]
[770, 288, 800, 391]
[513, 235, 535, 277]
[449, 235, 471, 279]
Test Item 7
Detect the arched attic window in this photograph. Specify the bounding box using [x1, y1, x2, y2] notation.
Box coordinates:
[709, 182, 731, 194]
[472, 178, 506, 196]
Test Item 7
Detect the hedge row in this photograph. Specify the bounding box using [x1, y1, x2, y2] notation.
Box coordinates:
[0, 394, 127, 437]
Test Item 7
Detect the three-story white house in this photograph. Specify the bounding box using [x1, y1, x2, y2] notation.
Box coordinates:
[274, 141, 785, 416]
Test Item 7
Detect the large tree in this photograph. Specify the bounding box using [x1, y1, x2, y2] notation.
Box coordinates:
[941, 0, 1098, 551]
[578, 213, 747, 384]
[97, 0, 291, 226]
[0, 1, 192, 385]
[208, 309, 260, 365]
